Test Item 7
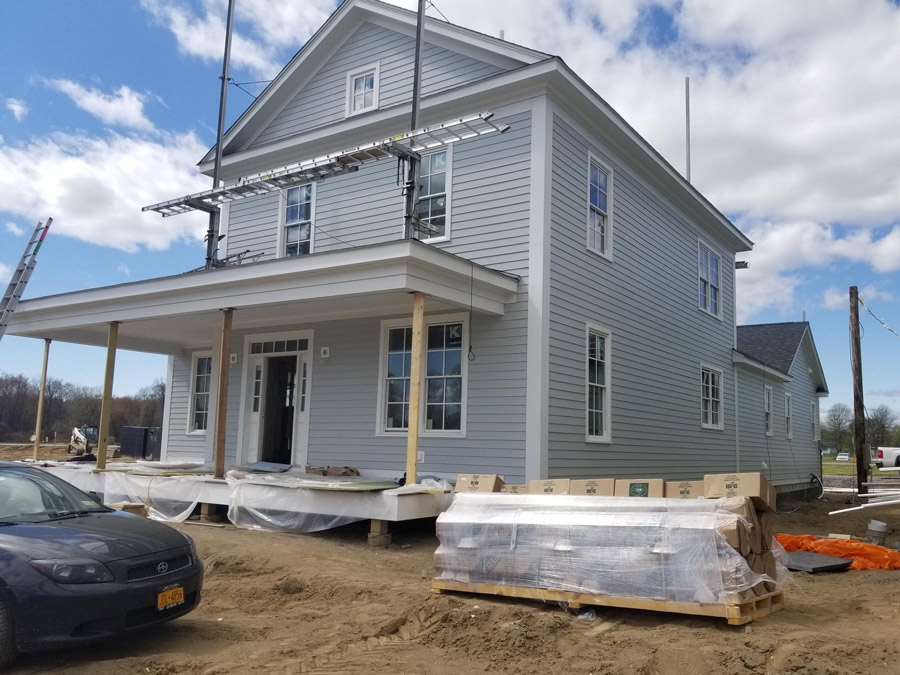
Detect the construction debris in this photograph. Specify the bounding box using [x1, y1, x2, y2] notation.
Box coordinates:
[786, 551, 852, 573]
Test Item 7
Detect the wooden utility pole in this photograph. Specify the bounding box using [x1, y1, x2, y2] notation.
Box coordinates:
[849, 286, 868, 495]
[213, 308, 233, 479]
[96, 322, 119, 470]
[32, 338, 51, 461]
[405, 292, 425, 484]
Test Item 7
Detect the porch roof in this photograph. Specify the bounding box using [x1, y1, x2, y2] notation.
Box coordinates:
[6, 240, 519, 355]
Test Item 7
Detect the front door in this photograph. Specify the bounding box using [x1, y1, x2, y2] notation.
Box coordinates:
[261, 355, 297, 465]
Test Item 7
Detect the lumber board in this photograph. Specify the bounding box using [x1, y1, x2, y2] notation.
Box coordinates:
[431, 579, 784, 626]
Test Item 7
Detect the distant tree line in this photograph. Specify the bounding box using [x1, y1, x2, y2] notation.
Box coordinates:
[0, 373, 165, 444]
[821, 402, 900, 452]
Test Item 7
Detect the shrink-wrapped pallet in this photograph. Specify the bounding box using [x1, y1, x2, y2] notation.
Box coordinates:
[435, 493, 783, 605]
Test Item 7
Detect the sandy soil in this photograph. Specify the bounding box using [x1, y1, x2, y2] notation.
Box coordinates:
[5, 494, 900, 675]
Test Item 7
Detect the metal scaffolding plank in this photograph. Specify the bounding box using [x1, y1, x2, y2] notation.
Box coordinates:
[143, 111, 510, 217]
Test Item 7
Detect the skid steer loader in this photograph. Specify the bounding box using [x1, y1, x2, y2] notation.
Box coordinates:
[67, 425, 98, 456]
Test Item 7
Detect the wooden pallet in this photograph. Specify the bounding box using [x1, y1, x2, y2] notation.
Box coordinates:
[432, 579, 784, 626]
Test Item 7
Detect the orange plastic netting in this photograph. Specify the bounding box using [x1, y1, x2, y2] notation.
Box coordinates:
[776, 533, 900, 570]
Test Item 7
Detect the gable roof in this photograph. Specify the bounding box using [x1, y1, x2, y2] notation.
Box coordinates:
[736, 322, 828, 393]
[202, 0, 548, 163]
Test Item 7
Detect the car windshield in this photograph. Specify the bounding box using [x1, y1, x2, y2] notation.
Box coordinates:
[0, 468, 110, 523]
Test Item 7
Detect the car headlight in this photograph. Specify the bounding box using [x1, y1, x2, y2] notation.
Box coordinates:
[31, 558, 114, 584]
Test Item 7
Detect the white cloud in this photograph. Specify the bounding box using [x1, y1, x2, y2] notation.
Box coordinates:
[735, 220, 900, 321]
[117, 262, 132, 278]
[824, 284, 894, 311]
[5, 98, 28, 122]
[46, 80, 156, 132]
[0, 131, 209, 252]
[0, 263, 10, 281]
[139, 0, 334, 79]
[4, 222, 24, 236]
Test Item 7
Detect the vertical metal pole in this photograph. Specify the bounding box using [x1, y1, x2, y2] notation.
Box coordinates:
[205, 0, 236, 269]
[405, 292, 425, 484]
[404, 0, 427, 239]
[97, 322, 119, 471]
[32, 338, 51, 461]
[849, 286, 868, 495]
[685, 76, 691, 183]
[213, 308, 233, 479]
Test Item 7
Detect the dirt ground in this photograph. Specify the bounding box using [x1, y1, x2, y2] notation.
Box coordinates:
[0, 443, 128, 463]
[6, 493, 900, 675]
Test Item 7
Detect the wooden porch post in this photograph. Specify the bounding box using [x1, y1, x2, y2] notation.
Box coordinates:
[32, 338, 51, 462]
[214, 308, 233, 479]
[96, 322, 119, 470]
[405, 292, 425, 485]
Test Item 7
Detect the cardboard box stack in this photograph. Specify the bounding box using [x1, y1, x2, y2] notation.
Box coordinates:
[444, 472, 781, 605]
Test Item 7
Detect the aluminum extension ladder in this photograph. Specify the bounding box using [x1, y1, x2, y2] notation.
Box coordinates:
[0, 218, 52, 344]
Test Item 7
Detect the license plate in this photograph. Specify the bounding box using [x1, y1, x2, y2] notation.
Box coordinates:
[157, 585, 185, 611]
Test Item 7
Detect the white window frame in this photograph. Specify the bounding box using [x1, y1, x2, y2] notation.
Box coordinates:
[276, 183, 316, 258]
[764, 386, 773, 436]
[345, 62, 380, 117]
[416, 146, 452, 243]
[187, 351, 213, 434]
[698, 240, 723, 320]
[586, 155, 613, 260]
[585, 323, 612, 443]
[785, 393, 793, 439]
[700, 364, 724, 430]
[376, 313, 468, 438]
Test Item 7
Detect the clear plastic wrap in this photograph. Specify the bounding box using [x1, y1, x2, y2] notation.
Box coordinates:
[226, 479, 364, 533]
[102, 471, 204, 522]
[435, 494, 782, 605]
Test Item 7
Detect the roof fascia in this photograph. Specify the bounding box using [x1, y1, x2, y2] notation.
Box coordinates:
[204, 0, 545, 163]
[732, 350, 792, 383]
[790, 326, 829, 394]
[545, 61, 752, 253]
[199, 60, 555, 178]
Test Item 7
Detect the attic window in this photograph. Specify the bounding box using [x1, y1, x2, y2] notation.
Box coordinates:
[346, 63, 380, 116]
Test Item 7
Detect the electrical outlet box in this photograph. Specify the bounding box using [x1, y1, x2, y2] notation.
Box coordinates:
[229, 353, 237, 364]
[320, 347, 330, 359]
[417, 451, 425, 462]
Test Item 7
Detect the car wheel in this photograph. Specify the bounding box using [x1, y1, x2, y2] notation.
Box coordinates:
[0, 600, 18, 668]
[895, 457, 900, 468]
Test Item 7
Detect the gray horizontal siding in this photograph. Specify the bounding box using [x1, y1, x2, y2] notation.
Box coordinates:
[250, 22, 505, 148]
[164, 351, 209, 462]
[547, 112, 739, 480]
[226, 193, 281, 261]
[737, 343, 822, 487]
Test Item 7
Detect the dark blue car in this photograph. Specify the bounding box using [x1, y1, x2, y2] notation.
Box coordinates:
[0, 462, 203, 666]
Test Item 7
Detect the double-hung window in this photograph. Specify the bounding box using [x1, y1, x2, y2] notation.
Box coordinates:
[701, 365, 723, 429]
[785, 393, 793, 439]
[381, 318, 465, 434]
[698, 243, 721, 317]
[346, 64, 379, 116]
[586, 326, 611, 442]
[587, 160, 611, 257]
[764, 386, 773, 436]
[284, 184, 312, 257]
[416, 150, 449, 240]
[189, 354, 212, 432]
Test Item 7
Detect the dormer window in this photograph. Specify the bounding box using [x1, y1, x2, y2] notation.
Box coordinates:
[346, 63, 380, 116]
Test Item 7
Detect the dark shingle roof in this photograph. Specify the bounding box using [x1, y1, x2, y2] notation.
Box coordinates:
[735, 322, 809, 375]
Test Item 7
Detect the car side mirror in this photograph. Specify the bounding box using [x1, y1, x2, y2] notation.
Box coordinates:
[88, 491, 103, 505]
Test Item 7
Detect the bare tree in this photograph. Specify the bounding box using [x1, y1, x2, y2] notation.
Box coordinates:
[823, 402, 852, 451]
[866, 404, 897, 448]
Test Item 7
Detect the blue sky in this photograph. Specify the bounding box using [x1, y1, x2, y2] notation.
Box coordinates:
[1, 0, 899, 415]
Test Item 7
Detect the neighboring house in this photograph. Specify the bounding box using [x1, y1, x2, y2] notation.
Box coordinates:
[5, 0, 826, 489]
[734, 322, 828, 490]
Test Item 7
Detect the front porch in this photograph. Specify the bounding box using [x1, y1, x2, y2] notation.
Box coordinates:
[8, 240, 521, 533]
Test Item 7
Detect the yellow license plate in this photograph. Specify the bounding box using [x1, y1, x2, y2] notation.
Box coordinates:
[157, 586, 185, 611]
